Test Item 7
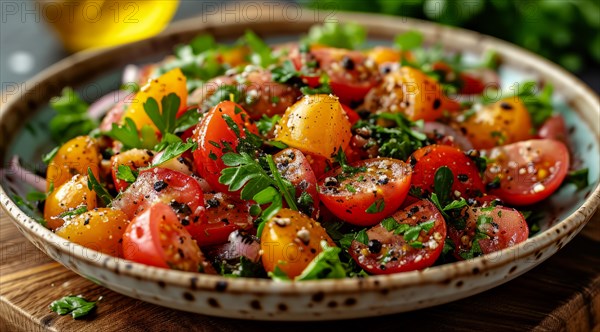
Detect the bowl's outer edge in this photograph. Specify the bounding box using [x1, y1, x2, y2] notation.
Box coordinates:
[1, 8, 599, 321]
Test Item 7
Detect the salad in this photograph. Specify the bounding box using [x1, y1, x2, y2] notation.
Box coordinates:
[16, 23, 589, 280]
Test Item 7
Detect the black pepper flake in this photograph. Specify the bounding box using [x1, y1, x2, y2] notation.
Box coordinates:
[181, 219, 190, 226]
[170, 201, 192, 215]
[341, 56, 355, 70]
[368, 239, 382, 254]
[84, 218, 90, 226]
[433, 98, 441, 110]
[178, 248, 185, 258]
[500, 102, 513, 110]
[457, 174, 469, 182]
[154, 180, 168, 192]
[206, 198, 220, 208]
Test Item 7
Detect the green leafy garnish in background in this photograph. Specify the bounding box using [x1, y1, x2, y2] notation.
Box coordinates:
[303, 22, 366, 50]
[49, 88, 97, 144]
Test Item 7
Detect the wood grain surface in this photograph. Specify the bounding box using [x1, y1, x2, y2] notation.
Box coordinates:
[1, 209, 599, 331]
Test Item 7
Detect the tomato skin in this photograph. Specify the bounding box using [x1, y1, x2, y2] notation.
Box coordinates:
[273, 148, 320, 218]
[122, 202, 203, 272]
[195, 193, 254, 246]
[274, 94, 352, 160]
[364, 67, 461, 121]
[349, 200, 446, 274]
[44, 174, 97, 230]
[112, 168, 205, 230]
[310, 47, 380, 105]
[482, 139, 569, 206]
[56, 208, 128, 257]
[192, 101, 258, 193]
[260, 209, 335, 278]
[46, 136, 101, 191]
[341, 104, 360, 126]
[410, 145, 485, 199]
[448, 205, 528, 260]
[110, 149, 154, 192]
[122, 68, 188, 130]
[455, 97, 533, 150]
[318, 158, 412, 226]
[537, 115, 568, 144]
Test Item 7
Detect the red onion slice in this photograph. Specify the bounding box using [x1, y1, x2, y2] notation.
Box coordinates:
[88, 90, 130, 120]
[208, 230, 261, 263]
[422, 122, 474, 151]
[0, 156, 47, 192]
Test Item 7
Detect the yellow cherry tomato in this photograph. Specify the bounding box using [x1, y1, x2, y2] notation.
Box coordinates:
[274, 94, 352, 160]
[46, 136, 100, 191]
[366, 46, 413, 65]
[122, 68, 187, 130]
[44, 174, 97, 230]
[455, 97, 533, 149]
[364, 67, 461, 121]
[260, 209, 335, 279]
[56, 208, 129, 257]
[110, 149, 154, 192]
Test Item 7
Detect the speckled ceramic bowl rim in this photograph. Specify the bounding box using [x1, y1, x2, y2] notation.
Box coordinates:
[1, 11, 599, 296]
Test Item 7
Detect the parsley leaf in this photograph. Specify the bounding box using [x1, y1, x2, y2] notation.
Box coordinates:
[394, 30, 424, 50]
[115, 165, 138, 183]
[304, 22, 366, 50]
[42, 146, 59, 164]
[256, 114, 281, 136]
[150, 140, 197, 167]
[434, 166, 454, 205]
[269, 265, 291, 281]
[365, 198, 385, 214]
[143, 93, 180, 136]
[243, 30, 276, 67]
[105, 118, 159, 150]
[87, 168, 113, 206]
[49, 88, 97, 144]
[271, 60, 301, 84]
[295, 241, 346, 281]
[49, 295, 96, 319]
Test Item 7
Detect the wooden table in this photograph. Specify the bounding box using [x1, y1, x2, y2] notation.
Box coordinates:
[1, 210, 599, 331]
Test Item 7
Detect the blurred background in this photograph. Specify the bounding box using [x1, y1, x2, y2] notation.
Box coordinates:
[1, 0, 598, 92]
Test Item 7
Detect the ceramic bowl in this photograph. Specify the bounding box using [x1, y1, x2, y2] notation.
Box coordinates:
[1, 10, 599, 321]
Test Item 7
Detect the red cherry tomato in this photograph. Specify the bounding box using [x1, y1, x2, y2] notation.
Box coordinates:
[195, 193, 254, 246]
[192, 101, 258, 193]
[112, 168, 205, 235]
[482, 139, 570, 206]
[122, 202, 203, 272]
[349, 200, 446, 274]
[273, 148, 320, 217]
[311, 47, 379, 105]
[341, 104, 360, 126]
[318, 158, 412, 226]
[447, 205, 528, 260]
[410, 145, 485, 199]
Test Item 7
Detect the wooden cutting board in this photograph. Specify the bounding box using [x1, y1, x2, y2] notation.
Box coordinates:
[1, 210, 599, 331]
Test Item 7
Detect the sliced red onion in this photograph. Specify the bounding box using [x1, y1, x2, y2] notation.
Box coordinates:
[422, 122, 474, 151]
[1, 156, 47, 192]
[88, 90, 130, 120]
[122, 64, 140, 84]
[208, 230, 261, 263]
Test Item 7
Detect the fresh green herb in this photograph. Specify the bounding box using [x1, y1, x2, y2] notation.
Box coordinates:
[365, 198, 385, 214]
[87, 168, 113, 206]
[442, 237, 455, 256]
[217, 257, 266, 278]
[49, 88, 97, 144]
[105, 118, 159, 150]
[11, 194, 47, 227]
[394, 30, 424, 50]
[433, 166, 454, 205]
[355, 229, 369, 245]
[205, 85, 241, 109]
[158, 34, 225, 83]
[354, 113, 427, 160]
[476, 215, 493, 226]
[564, 168, 589, 190]
[296, 241, 346, 281]
[244, 30, 276, 67]
[115, 165, 138, 183]
[333, 149, 366, 177]
[345, 184, 357, 193]
[297, 191, 315, 215]
[300, 83, 332, 95]
[303, 22, 366, 50]
[57, 205, 88, 219]
[143, 93, 180, 136]
[174, 108, 200, 133]
[268, 265, 291, 281]
[256, 114, 281, 136]
[521, 210, 544, 237]
[271, 60, 301, 84]
[49, 295, 96, 319]
[150, 141, 197, 167]
[42, 146, 60, 164]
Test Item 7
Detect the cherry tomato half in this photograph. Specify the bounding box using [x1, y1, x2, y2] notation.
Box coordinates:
[349, 200, 446, 274]
[274, 148, 320, 218]
[192, 101, 258, 193]
[447, 205, 528, 260]
[195, 193, 254, 246]
[482, 139, 569, 206]
[410, 145, 485, 199]
[318, 158, 412, 226]
[122, 202, 203, 272]
[112, 167, 205, 232]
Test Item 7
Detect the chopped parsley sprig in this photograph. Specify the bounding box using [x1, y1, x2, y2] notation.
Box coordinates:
[50, 295, 97, 319]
